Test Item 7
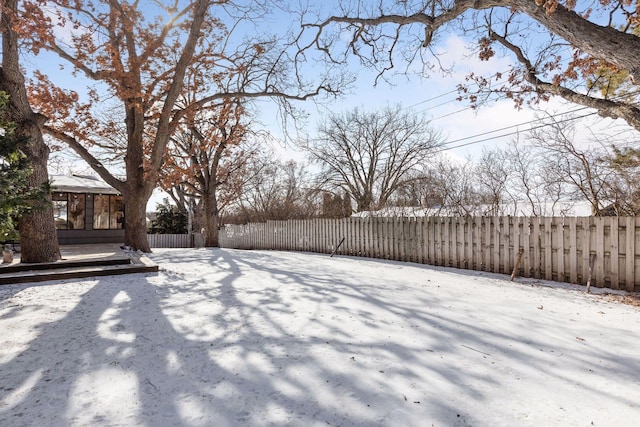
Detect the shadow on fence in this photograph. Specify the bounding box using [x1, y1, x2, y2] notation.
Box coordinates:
[219, 217, 639, 292]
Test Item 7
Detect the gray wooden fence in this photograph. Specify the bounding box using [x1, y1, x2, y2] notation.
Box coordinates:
[219, 216, 640, 292]
[147, 233, 192, 248]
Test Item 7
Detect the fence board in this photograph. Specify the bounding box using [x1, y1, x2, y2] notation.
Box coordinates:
[610, 217, 619, 289]
[147, 234, 191, 248]
[501, 217, 509, 274]
[626, 217, 635, 291]
[511, 217, 520, 277]
[456, 218, 463, 267]
[441, 217, 448, 267]
[436, 217, 442, 265]
[508, 217, 517, 275]
[379, 218, 386, 259]
[492, 217, 500, 273]
[544, 217, 552, 280]
[595, 217, 605, 288]
[218, 215, 640, 291]
[462, 217, 470, 269]
[472, 217, 480, 271]
[579, 218, 590, 284]
[399, 217, 406, 262]
[556, 218, 565, 283]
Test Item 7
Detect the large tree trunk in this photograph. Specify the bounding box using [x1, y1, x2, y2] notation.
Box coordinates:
[355, 193, 374, 213]
[204, 190, 219, 247]
[123, 178, 153, 252]
[1, 0, 60, 263]
[122, 86, 152, 252]
[123, 196, 152, 252]
[17, 126, 61, 263]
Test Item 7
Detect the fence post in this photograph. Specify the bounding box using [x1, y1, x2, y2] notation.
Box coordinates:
[215, 215, 636, 292]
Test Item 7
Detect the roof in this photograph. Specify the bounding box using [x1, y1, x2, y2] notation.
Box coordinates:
[50, 174, 121, 195]
[352, 201, 594, 218]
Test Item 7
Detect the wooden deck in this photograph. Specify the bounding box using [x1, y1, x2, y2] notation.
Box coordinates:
[0, 244, 158, 285]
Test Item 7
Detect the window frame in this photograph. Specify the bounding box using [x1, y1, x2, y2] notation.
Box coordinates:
[93, 194, 125, 230]
[52, 193, 86, 230]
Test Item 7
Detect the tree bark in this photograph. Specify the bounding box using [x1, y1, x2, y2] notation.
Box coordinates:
[15, 127, 60, 263]
[204, 190, 219, 247]
[1, 0, 60, 263]
[123, 196, 152, 252]
[123, 163, 153, 252]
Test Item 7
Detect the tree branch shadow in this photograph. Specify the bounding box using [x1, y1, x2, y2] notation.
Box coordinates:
[1, 248, 638, 426]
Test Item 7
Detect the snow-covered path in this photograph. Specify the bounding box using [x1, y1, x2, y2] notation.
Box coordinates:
[1, 248, 639, 426]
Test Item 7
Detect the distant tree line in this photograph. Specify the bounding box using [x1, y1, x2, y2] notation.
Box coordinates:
[153, 105, 640, 236]
[5, 0, 640, 257]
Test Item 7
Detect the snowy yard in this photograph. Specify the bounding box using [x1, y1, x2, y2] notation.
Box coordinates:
[1, 248, 639, 426]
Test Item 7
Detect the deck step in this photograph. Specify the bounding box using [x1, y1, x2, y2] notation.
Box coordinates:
[0, 257, 131, 273]
[0, 256, 158, 285]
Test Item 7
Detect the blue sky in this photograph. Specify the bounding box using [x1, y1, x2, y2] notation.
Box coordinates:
[262, 30, 636, 162]
[24, 1, 637, 210]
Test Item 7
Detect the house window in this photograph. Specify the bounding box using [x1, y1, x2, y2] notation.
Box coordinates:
[52, 193, 86, 230]
[93, 195, 124, 229]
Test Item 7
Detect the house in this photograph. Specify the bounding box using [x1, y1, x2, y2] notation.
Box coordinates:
[50, 175, 125, 245]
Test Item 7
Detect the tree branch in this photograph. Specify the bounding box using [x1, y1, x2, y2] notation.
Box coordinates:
[490, 29, 640, 132]
[42, 125, 125, 193]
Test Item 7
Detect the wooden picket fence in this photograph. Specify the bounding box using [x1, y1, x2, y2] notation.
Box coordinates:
[147, 233, 192, 248]
[219, 216, 640, 292]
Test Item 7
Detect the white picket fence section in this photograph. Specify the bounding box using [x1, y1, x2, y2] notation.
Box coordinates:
[147, 233, 192, 248]
[219, 216, 640, 292]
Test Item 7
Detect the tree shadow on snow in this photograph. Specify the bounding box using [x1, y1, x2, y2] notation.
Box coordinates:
[0, 248, 638, 426]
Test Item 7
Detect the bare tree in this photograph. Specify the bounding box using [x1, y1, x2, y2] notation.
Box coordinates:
[599, 146, 640, 215]
[397, 156, 485, 216]
[390, 169, 438, 208]
[472, 139, 575, 217]
[321, 191, 352, 218]
[528, 116, 611, 215]
[498, 139, 542, 216]
[475, 148, 510, 216]
[233, 153, 319, 223]
[303, 105, 442, 212]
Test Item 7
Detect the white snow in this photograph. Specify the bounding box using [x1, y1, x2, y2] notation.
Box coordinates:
[1, 248, 639, 426]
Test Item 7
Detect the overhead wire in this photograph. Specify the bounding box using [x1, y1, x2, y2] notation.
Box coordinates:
[420, 87, 640, 153]
[405, 88, 461, 109]
[432, 111, 599, 154]
[439, 105, 592, 144]
[405, 69, 514, 110]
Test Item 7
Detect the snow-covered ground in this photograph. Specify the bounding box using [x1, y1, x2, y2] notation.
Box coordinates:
[1, 248, 639, 426]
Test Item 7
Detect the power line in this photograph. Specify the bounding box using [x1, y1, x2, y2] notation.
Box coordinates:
[430, 107, 470, 121]
[433, 111, 600, 153]
[440, 105, 592, 145]
[401, 74, 640, 154]
[431, 89, 640, 153]
[409, 77, 516, 121]
[405, 70, 513, 110]
[416, 95, 470, 113]
[405, 88, 460, 109]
